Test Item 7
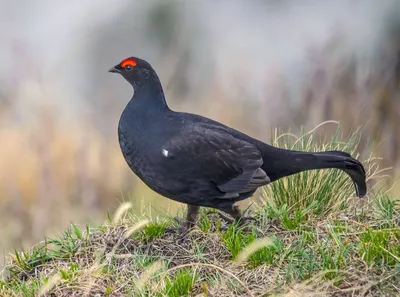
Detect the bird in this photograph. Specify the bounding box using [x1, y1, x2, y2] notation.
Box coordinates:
[109, 56, 367, 234]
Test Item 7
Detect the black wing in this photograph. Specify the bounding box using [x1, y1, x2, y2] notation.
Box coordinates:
[160, 125, 270, 199]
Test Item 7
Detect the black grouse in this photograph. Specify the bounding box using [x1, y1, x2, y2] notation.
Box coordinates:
[109, 57, 367, 233]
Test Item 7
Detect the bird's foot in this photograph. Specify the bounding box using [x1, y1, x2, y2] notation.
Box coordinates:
[218, 216, 256, 231]
[217, 211, 235, 223]
[164, 224, 186, 234]
[218, 207, 256, 227]
[165, 217, 194, 242]
[172, 216, 185, 225]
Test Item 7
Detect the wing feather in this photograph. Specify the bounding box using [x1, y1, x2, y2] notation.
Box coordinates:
[161, 125, 270, 199]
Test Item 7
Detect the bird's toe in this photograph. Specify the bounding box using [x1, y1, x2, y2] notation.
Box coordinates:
[165, 220, 195, 241]
[173, 216, 185, 224]
[176, 228, 191, 243]
[217, 211, 235, 223]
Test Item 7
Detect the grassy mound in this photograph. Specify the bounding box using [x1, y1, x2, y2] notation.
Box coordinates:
[1, 125, 399, 297]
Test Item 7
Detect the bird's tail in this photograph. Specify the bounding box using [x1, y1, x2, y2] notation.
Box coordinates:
[264, 149, 367, 197]
[297, 150, 367, 197]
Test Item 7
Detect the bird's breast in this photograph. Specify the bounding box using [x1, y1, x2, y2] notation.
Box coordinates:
[118, 118, 166, 181]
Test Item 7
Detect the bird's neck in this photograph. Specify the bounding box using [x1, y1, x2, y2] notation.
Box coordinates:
[129, 71, 170, 113]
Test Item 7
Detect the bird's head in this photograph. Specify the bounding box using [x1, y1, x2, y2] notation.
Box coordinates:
[109, 57, 155, 89]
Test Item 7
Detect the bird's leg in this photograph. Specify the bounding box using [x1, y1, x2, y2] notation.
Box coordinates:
[177, 205, 200, 241]
[166, 205, 200, 239]
[185, 204, 200, 229]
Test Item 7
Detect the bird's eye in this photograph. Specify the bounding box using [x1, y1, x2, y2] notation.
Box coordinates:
[120, 58, 137, 70]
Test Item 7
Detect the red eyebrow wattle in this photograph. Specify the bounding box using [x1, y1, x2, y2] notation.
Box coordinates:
[121, 58, 137, 68]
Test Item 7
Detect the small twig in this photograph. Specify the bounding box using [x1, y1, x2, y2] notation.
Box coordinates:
[348, 219, 370, 229]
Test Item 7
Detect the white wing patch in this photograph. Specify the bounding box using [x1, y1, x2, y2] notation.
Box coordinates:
[162, 149, 169, 157]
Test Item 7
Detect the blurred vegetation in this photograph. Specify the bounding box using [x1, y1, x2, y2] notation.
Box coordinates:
[1, 1, 400, 268]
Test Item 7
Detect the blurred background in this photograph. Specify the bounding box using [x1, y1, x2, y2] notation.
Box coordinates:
[1, 0, 400, 265]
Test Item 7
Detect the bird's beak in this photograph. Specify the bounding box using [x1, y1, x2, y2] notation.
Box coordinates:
[108, 66, 120, 73]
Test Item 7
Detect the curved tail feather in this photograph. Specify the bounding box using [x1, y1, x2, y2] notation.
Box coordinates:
[261, 149, 367, 197]
[312, 151, 367, 197]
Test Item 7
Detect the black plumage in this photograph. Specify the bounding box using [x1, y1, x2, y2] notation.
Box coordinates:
[109, 57, 367, 232]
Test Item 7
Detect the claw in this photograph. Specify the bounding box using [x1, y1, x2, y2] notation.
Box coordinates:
[172, 216, 185, 224]
[165, 227, 178, 234]
[176, 228, 191, 243]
